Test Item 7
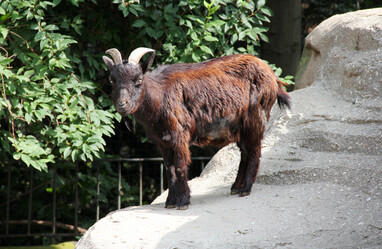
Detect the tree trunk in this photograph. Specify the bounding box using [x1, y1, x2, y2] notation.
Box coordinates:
[261, 0, 302, 79]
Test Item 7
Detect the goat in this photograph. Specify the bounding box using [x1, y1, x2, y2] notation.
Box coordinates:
[103, 47, 291, 210]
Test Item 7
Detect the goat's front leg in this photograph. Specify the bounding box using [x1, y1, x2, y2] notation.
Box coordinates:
[160, 148, 177, 209]
[173, 144, 191, 210]
[160, 145, 191, 210]
[165, 165, 178, 208]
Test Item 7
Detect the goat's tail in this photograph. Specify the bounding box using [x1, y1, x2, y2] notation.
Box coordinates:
[276, 80, 291, 109]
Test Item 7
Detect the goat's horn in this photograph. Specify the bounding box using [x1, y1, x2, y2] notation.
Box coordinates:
[105, 48, 123, 64]
[128, 47, 155, 65]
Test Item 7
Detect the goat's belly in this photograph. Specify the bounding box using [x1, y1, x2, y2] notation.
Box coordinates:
[191, 117, 239, 147]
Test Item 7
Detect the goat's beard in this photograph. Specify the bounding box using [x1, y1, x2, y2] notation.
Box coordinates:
[116, 104, 139, 117]
[117, 108, 133, 117]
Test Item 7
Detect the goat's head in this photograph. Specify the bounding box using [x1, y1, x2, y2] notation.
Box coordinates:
[102, 47, 155, 116]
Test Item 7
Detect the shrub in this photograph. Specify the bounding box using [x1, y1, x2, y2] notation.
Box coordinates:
[1, 0, 294, 171]
[0, 0, 120, 171]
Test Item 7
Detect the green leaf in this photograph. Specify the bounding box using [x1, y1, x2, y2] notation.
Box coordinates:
[132, 19, 146, 28]
[258, 32, 269, 42]
[200, 45, 213, 56]
[247, 31, 257, 41]
[191, 53, 200, 62]
[208, 20, 225, 28]
[204, 35, 219, 42]
[45, 24, 59, 31]
[255, 13, 271, 23]
[185, 15, 205, 25]
[241, 13, 251, 29]
[230, 33, 238, 44]
[146, 27, 155, 38]
[190, 31, 198, 41]
[224, 23, 230, 33]
[210, 5, 220, 15]
[203, 0, 212, 9]
[13, 152, 21, 160]
[21, 154, 33, 167]
[102, 125, 115, 136]
[179, 1, 188, 7]
[164, 4, 178, 14]
[256, 0, 266, 9]
[129, 6, 138, 17]
[25, 112, 33, 124]
[34, 31, 45, 42]
[71, 0, 79, 7]
[71, 149, 79, 162]
[238, 31, 246, 41]
[0, 57, 13, 66]
[53, 0, 62, 7]
[275, 67, 282, 76]
[0, 26, 8, 41]
[260, 7, 273, 16]
[63, 147, 71, 159]
[225, 47, 234, 55]
[79, 152, 86, 162]
[1, 137, 10, 153]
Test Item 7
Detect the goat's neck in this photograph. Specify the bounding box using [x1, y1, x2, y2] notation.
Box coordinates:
[133, 78, 162, 123]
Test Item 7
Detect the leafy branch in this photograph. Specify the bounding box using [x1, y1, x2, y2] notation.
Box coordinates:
[0, 0, 119, 171]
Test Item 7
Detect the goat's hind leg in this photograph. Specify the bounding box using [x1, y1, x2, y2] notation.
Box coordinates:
[231, 135, 262, 197]
[231, 143, 248, 195]
[239, 140, 262, 196]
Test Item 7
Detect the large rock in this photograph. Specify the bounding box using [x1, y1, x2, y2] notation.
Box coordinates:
[295, 8, 382, 105]
[76, 9, 382, 249]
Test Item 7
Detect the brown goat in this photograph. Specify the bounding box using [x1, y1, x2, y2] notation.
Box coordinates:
[103, 47, 290, 210]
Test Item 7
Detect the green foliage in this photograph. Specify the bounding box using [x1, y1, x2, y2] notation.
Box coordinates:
[117, 0, 273, 63]
[0, 0, 294, 172]
[0, 0, 120, 171]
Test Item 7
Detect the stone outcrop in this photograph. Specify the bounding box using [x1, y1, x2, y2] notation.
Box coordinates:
[76, 8, 382, 249]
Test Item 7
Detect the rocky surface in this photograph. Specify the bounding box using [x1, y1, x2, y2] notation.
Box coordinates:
[76, 8, 382, 249]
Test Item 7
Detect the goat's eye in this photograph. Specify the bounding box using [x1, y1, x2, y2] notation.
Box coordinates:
[110, 80, 114, 85]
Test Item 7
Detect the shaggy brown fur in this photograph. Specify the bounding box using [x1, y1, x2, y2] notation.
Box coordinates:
[103, 49, 290, 210]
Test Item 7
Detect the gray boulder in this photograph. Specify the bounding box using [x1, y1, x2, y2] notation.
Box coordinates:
[76, 8, 382, 249]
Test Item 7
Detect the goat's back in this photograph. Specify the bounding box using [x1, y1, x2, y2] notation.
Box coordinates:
[146, 54, 280, 147]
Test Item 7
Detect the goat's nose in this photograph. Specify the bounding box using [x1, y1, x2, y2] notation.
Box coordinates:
[117, 101, 127, 107]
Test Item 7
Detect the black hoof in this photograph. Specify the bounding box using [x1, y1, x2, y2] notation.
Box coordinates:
[239, 191, 251, 197]
[177, 205, 189, 210]
[165, 204, 177, 209]
[230, 189, 240, 195]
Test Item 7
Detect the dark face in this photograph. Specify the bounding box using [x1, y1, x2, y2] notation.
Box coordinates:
[107, 63, 145, 116]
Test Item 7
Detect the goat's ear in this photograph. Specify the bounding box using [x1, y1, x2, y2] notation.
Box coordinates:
[140, 51, 155, 74]
[102, 56, 114, 71]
